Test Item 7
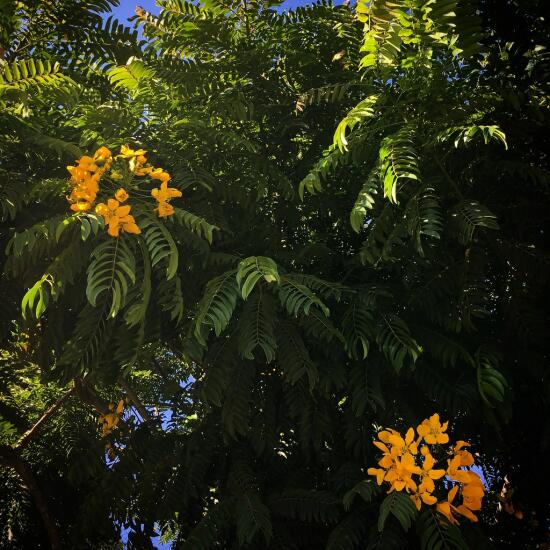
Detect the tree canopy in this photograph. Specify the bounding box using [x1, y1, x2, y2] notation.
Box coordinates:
[0, 0, 549, 548]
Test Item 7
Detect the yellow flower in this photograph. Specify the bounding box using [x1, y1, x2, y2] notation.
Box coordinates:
[133, 163, 152, 176]
[367, 467, 386, 486]
[67, 176, 100, 211]
[118, 144, 147, 158]
[129, 154, 150, 174]
[371, 431, 394, 466]
[437, 475, 484, 524]
[417, 413, 449, 444]
[98, 399, 125, 437]
[66, 152, 107, 212]
[388, 427, 419, 458]
[151, 180, 182, 202]
[446, 454, 471, 484]
[461, 471, 484, 512]
[95, 198, 141, 237]
[149, 167, 171, 183]
[70, 200, 93, 212]
[436, 485, 460, 525]
[410, 480, 437, 511]
[156, 200, 175, 218]
[384, 452, 421, 493]
[377, 429, 399, 444]
[462, 482, 484, 512]
[94, 146, 112, 161]
[417, 451, 446, 493]
[115, 188, 129, 202]
[75, 155, 97, 170]
[111, 170, 123, 180]
[453, 440, 475, 467]
[454, 476, 484, 522]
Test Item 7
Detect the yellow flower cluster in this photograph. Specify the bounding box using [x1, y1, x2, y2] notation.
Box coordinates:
[66, 145, 183, 236]
[67, 146, 111, 212]
[95, 197, 140, 238]
[98, 399, 124, 437]
[367, 413, 485, 524]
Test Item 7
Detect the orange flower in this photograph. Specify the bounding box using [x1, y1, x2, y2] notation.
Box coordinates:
[70, 201, 92, 212]
[410, 480, 437, 510]
[95, 198, 140, 237]
[417, 413, 449, 444]
[446, 454, 471, 484]
[388, 427, 419, 458]
[151, 180, 182, 202]
[436, 485, 460, 525]
[453, 440, 475, 467]
[417, 451, 446, 493]
[461, 471, 485, 512]
[437, 475, 484, 524]
[367, 467, 386, 486]
[149, 167, 171, 183]
[385, 453, 421, 493]
[156, 201, 175, 218]
[94, 146, 112, 161]
[366, 414, 484, 523]
[66, 151, 108, 212]
[117, 144, 147, 158]
[99, 399, 124, 437]
[115, 188, 129, 202]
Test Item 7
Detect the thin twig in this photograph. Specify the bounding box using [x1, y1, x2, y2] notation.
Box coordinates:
[118, 375, 151, 421]
[15, 386, 77, 450]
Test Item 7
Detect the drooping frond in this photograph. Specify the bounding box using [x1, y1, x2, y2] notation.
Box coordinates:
[86, 237, 136, 318]
[194, 270, 239, 345]
[450, 200, 499, 244]
[377, 491, 417, 532]
[276, 321, 318, 388]
[278, 275, 330, 318]
[238, 287, 278, 363]
[376, 314, 421, 372]
[378, 125, 420, 204]
[236, 256, 281, 300]
[416, 509, 468, 550]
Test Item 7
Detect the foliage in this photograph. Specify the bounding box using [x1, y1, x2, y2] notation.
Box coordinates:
[0, 0, 549, 548]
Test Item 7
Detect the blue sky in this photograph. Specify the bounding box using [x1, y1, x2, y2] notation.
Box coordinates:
[110, 0, 312, 22]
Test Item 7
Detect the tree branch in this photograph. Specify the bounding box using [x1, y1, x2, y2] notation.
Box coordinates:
[15, 385, 77, 450]
[0, 445, 61, 549]
[74, 376, 110, 415]
[118, 375, 151, 421]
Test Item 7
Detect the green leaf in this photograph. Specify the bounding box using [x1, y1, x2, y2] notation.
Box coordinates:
[377, 314, 421, 372]
[141, 214, 179, 280]
[342, 301, 375, 360]
[476, 347, 508, 406]
[86, 238, 136, 318]
[278, 276, 329, 317]
[238, 288, 278, 362]
[451, 200, 499, 244]
[417, 508, 468, 550]
[334, 94, 379, 153]
[236, 493, 273, 545]
[236, 256, 280, 300]
[350, 165, 378, 233]
[343, 480, 380, 511]
[378, 492, 417, 532]
[194, 270, 239, 345]
[379, 125, 420, 205]
[171, 206, 217, 244]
